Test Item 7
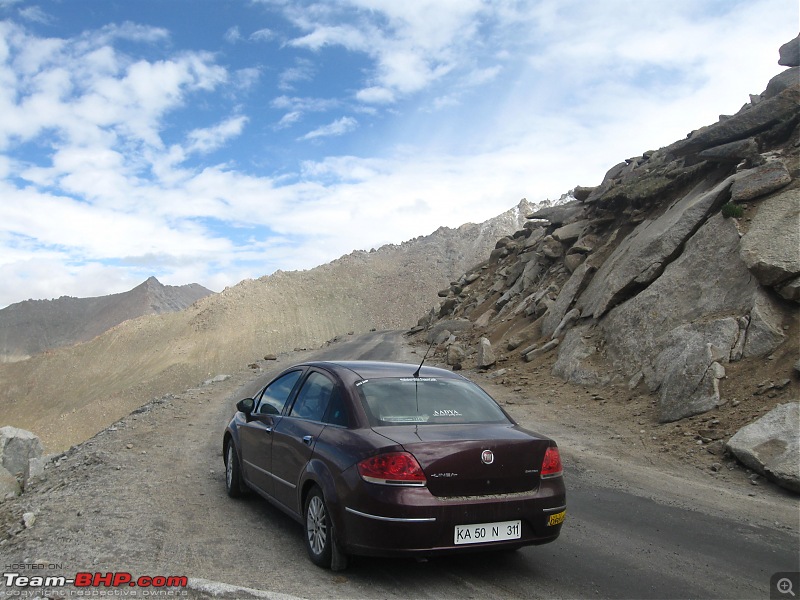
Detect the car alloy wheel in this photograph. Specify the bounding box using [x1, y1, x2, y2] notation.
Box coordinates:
[225, 442, 244, 498]
[304, 487, 333, 567]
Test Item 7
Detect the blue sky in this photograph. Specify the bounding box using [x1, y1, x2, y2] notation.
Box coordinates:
[0, 0, 795, 307]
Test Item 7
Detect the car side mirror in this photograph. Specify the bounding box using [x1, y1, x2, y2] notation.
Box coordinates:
[237, 398, 255, 416]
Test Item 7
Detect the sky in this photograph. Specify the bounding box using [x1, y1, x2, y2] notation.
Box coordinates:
[0, 0, 796, 307]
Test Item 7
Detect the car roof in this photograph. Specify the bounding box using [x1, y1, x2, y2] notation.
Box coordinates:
[307, 360, 461, 381]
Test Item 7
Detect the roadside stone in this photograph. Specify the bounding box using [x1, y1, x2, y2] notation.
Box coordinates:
[477, 337, 496, 369]
[446, 344, 465, 369]
[524, 339, 559, 361]
[203, 374, 231, 386]
[726, 402, 800, 494]
[0, 426, 44, 484]
[506, 337, 525, 351]
[23, 512, 36, 528]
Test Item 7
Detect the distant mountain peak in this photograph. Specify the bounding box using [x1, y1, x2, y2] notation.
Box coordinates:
[0, 278, 214, 362]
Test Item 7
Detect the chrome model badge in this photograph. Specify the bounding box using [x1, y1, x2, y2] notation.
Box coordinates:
[481, 449, 494, 465]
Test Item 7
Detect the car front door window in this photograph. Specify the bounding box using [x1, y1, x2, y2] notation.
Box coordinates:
[257, 370, 303, 416]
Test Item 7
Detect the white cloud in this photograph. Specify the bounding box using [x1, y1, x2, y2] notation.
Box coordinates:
[281, 0, 487, 102]
[224, 26, 242, 44]
[18, 5, 52, 24]
[355, 86, 395, 104]
[250, 28, 274, 42]
[278, 58, 315, 90]
[275, 110, 302, 129]
[298, 116, 358, 140]
[185, 115, 248, 155]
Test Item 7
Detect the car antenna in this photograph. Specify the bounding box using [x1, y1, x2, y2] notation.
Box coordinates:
[413, 339, 435, 378]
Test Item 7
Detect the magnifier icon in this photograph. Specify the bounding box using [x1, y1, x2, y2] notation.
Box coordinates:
[778, 578, 796, 597]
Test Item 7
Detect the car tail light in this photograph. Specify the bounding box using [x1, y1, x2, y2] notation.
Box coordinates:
[541, 446, 562, 479]
[358, 452, 427, 486]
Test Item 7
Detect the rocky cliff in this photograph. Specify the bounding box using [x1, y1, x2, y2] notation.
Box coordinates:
[0, 277, 214, 363]
[419, 36, 800, 492]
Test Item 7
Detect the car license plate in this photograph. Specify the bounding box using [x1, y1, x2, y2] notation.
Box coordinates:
[547, 510, 566, 526]
[454, 520, 521, 545]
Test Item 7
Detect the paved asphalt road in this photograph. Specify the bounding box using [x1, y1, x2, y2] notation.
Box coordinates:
[228, 331, 799, 600]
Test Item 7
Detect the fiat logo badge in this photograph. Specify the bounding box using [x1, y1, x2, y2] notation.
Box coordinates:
[481, 449, 494, 465]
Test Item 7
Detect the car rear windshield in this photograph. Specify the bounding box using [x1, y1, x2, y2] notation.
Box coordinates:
[355, 377, 511, 426]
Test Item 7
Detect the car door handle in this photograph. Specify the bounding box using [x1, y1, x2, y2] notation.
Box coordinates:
[264, 426, 273, 433]
[302, 435, 314, 446]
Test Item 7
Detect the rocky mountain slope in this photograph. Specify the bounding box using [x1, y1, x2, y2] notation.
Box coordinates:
[417, 36, 799, 493]
[0, 201, 532, 452]
[0, 277, 213, 363]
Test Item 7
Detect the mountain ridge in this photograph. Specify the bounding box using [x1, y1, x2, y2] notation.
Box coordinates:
[0, 277, 214, 363]
[0, 200, 534, 451]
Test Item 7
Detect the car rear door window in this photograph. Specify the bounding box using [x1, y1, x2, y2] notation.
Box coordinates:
[289, 371, 335, 422]
[257, 370, 303, 415]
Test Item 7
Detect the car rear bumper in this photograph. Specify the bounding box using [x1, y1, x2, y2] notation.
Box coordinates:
[338, 478, 566, 557]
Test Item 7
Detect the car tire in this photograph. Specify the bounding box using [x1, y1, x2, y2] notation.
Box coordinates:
[304, 486, 347, 570]
[225, 441, 245, 498]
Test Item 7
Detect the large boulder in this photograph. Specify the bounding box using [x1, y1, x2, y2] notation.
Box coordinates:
[730, 160, 792, 203]
[726, 402, 800, 494]
[476, 337, 496, 368]
[739, 187, 800, 287]
[651, 319, 738, 421]
[778, 34, 800, 67]
[0, 426, 44, 484]
[763, 67, 800, 100]
[526, 201, 586, 226]
[577, 172, 735, 319]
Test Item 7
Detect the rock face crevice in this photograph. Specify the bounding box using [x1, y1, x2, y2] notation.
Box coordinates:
[420, 35, 800, 493]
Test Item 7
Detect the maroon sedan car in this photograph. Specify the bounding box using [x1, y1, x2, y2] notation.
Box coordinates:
[223, 361, 565, 570]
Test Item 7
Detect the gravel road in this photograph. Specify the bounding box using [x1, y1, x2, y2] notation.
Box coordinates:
[1, 331, 797, 599]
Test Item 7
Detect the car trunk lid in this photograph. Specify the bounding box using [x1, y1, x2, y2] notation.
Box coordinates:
[373, 424, 551, 497]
